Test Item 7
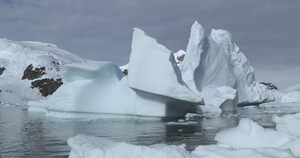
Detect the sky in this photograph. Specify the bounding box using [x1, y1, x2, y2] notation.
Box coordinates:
[0, 0, 300, 89]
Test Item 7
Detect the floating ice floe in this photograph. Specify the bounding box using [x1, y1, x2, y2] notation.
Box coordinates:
[215, 114, 300, 157]
[68, 135, 296, 158]
[68, 113, 300, 158]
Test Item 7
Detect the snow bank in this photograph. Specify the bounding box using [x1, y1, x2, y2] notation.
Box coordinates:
[68, 134, 296, 158]
[215, 116, 300, 157]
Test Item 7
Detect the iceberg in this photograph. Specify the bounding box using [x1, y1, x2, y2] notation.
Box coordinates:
[272, 91, 300, 103]
[2, 21, 300, 118]
[127, 28, 204, 117]
[179, 22, 271, 106]
[29, 28, 205, 118]
[34, 61, 137, 118]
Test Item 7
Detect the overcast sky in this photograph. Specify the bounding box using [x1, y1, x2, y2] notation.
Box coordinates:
[1, 0, 299, 89]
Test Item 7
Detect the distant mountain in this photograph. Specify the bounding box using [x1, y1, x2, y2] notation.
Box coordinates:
[0, 38, 88, 104]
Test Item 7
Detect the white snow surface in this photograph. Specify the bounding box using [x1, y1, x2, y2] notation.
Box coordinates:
[68, 113, 300, 158]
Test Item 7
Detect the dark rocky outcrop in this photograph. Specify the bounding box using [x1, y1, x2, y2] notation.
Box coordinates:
[122, 69, 128, 75]
[31, 78, 63, 97]
[22, 64, 46, 80]
[0, 67, 5, 75]
[177, 54, 185, 63]
[260, 82, 278, 90]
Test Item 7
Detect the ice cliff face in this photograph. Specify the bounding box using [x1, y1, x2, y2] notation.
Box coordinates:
[178, 21, 271, 104]
[127, 28, 204, 117]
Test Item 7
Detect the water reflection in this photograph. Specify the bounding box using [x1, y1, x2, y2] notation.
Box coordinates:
[1, 104, 300, 157]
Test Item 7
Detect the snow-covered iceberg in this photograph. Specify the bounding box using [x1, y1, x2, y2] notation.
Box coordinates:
[24, 27, 205, 118]
[178, 22, 272, 107]
[2, 21, 300, 118]
[29, 27, 206, 118]
[127, 28, 204, 117]
[272, 91, 300, 103]
[32, 61, 137, 118]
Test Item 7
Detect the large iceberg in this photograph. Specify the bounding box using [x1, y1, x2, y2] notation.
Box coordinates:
[30, 28, 205, 118]
[32, 61, 137, 118]
[178, 21, 271, 105]
[26, 28, 205, 118]
[127, 28, 204, 117]
[2, 21, 300, 118]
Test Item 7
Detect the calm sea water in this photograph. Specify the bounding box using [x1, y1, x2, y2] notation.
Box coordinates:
[1, 104, 300, 158]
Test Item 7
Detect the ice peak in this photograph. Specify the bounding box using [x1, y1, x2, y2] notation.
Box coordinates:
[132, 28, 171, 53]
[210, 29, 232, 44]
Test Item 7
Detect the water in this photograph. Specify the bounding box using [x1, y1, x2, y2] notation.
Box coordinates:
[1, 104, 300, 158]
